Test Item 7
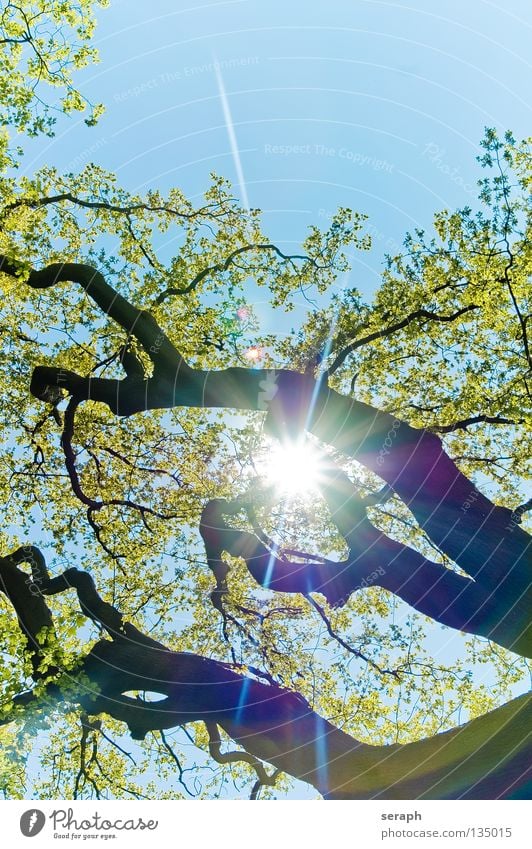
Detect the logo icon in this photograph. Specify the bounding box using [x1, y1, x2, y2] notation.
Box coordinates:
[20, 809, 46, 837]
[258, 370, 279, 410]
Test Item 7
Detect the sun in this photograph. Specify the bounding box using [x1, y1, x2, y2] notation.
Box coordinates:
[261, 439, 323, 496]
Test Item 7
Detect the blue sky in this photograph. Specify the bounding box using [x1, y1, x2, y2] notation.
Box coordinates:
[18, 0, 532, 800]
[25, 0, 532, 313]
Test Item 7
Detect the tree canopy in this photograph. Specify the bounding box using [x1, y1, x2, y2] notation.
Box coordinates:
[0, 2, 530, 801]
[0, 0, 105, 142]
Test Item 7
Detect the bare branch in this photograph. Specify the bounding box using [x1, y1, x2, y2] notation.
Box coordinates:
[60, 397, 182, 527]
[431, 414, 523, 433]
[306, 595, 400, 679]
[155, 243, 321, 303]
[159, 730, 195, 797]
[205, 721, 280, 799]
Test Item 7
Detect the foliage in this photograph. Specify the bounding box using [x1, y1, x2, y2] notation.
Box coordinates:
[0, 5, 530, 799]
[0, 0, 106, 162]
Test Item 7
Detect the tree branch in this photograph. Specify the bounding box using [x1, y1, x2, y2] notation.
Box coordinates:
[0, 546, 55, 675]
[306, 594, 400, 679]
[1, 549, 531, 798]
[155, 243, 319, 303]
[431, 414, 523, 433]
[325, 304, 479, 377]
[1, 255, 530, 651]
[205, 721, 280, 798]
[1, 193, 237, 225]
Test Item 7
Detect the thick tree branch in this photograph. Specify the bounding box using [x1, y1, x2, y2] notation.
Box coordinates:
[1, 550, 530, 799]
[1, 256, 530, 653]
[513, 498, 532, 522]
[0, 546, 55, 675]
[200, 498, 349, 606]
[316, 459, 531, 656]
[200, 462, 530, 656]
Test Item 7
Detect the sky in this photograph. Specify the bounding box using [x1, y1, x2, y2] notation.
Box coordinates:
[16, 0, 532, 800]
[23, 0, 532, 322]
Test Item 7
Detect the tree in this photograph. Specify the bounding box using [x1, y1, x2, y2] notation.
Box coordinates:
[0, 0, 105, 143]
[0, 7, 530, 800]
[0, 128, 530, 800]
